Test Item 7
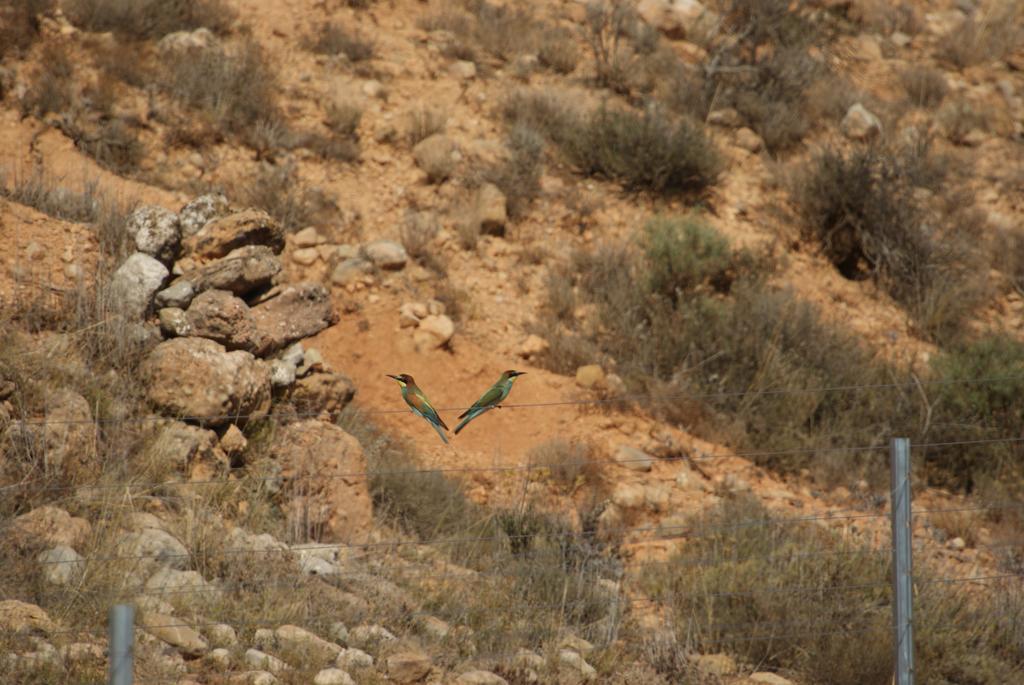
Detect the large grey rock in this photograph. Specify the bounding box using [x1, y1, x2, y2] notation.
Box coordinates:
[841, 103, 882, 141]
[110, 252, 169, 319]
[244, 648, 287, 674]
[157, 28, 219, 58]
[37, 545, 84, 586]
[182, 209, 284, 260]
[335, 648, 373, 670]
[330, 258, 373, 286]
[184, 245, 282, 297]
[184, 290, 264, 352]
[558, 649, 596, 681]
[38, 388, 95, 480]
[250, 283, 338, 355]
[127, 206, 181, 264]
[140, 338, 272, 427]
[155, 280, 195, 309]
[144, 567, 215, 597]
[412, 314, 454, 352]
[179, 193, 230, 239]
[117, 528, 189, 569]
[361, 241, 407, 270]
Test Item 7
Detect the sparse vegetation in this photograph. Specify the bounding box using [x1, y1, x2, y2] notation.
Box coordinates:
[235, 162, 335, 232]
[405, 106, 447, 146]
[527, 438, 601, 493]
[537, 26, 579, 74]
[161, 38, 282, 144]
[481, 125, 544, 219]
[564, 104, 720, 195]
[0, 0, 55, 59]
[20, 42, 75, 118]
[643, 496, 1024, 685]
[900, 65, 949, 108]
[941, 1, 1024, 68]
[308, 21, 375, 61]
[62, 0, 233, 39]
[795, 143, 984, 338]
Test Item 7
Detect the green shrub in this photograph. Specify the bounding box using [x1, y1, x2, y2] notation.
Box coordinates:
[642, 215, 731, 301]
[924, 335, 1024, 491]
[62, 0, 232, 39]
[482, 124, 544, 219]
[565, 105, 720, 195]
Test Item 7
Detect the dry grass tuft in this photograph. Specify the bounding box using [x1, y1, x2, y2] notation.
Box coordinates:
[62, 0, 233, 39]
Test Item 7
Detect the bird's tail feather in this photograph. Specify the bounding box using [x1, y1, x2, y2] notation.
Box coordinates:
[433, 422, 449, 444]
[453, 416, 471, 435]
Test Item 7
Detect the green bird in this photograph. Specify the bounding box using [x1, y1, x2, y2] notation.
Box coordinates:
[386, 374, 450, 444]
[453, 370, 527, 435]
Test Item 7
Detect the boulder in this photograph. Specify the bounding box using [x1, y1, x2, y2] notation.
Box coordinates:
[841, 103, 882, 141]
[178, 193, 230, 239]
[158, 307, 193, 337]
[117, 528, 189, 570]
[140, 613, 209, 657]
[110, 252, 169, 319]
[518, 334, 549, 359]
[9, 506, 91, 550]
[336, 647, 373, 670]
[182, 209, 284, 261]
[184, 245, 282, 298]
[219, 424, 248, 461]
[386, 651, 432, 683]
[145, 419, 229, 479]
[29, 388, 93, 481]
[202, 623, 238, 648]
[575, 364, 605, 389]
[292, 227, 325, 248]
[140, 338, 272, 427]
[412, 134, 458, 183]
[275, 625, 341, 664]
[330, 258, 374, 286]
[347, 624, 397, 650]
[127, 206, 181, 264]
[734, 127, 764, 152]
[0, 600, 57, 634]
[749, 674, 795, 685]
[157, 27, 219, 58]
[692, 653, 737, 676]
[455, 671, 508, 685]
[611, 482, 646, 509]
[413, 314, 455, 352]
[287, 372, 357, 421]
[615, 445, 654, 472]
[361, 240, 408, 270]
[37, 545, 84, 586]
[155, 280, 196, 309]
[637, 0, 711, 39]
[272, 421, 373, 542]
[476, 183, 507, 235]
[244, 648, 287, 674]
[184, 290, 264, 352]
[144, 567, 214, 597]
[250, 283, 338, 355]
[558, 649, 596, 681]
[231, 671, 279, 685]
[314, 669, 355, 685]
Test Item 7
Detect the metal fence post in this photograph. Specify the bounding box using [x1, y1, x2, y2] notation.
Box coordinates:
[890, 437, 915, 685]
[108, 604, 134, 685]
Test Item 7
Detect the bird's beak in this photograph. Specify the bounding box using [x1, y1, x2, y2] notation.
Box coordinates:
[514, 371, 527, 377]
[386, 374, 400, 381]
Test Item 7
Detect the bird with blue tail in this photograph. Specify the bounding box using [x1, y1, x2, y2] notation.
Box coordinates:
[453, 370, 526, 435]
[386, 374, 450, 444]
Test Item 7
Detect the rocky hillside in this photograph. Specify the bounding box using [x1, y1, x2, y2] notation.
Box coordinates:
[2, 0, 1024, 683]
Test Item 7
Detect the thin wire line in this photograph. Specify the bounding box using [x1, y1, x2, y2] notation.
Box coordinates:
[6, 434, 1024, 498]
[4, 373, 1024, 428]
[32, 509, 897, 568]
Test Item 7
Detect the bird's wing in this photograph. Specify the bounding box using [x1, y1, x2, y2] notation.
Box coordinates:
[408, 390, 449, 430]
[459, 384, 505, 419]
